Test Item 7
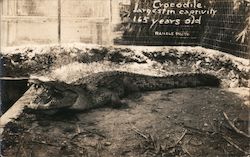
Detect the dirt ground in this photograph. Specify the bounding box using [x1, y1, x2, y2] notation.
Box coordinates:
[2, 87, 249, 157]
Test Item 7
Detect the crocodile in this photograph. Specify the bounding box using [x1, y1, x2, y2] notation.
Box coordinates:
[29, 71, 220, 111]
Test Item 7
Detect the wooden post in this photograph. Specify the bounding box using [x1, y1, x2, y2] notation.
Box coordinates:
[0, 1, 2, 52]
[0, 0, 2, 116]
[58, 0, 61, 45]
[109, 0, 112, 45]
[96, 23, 102, 45]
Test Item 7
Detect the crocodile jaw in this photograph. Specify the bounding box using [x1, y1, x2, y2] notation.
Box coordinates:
[30, 86, 78, 110]
[40, 90, 78, 110]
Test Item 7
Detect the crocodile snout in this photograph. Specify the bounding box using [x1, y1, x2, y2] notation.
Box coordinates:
[32, 85, 78, 110]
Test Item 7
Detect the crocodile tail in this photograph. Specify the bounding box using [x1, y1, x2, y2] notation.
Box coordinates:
[170, 73, 220, 89]
[135, 73, 220, 91]
[194, 73, 220, 87]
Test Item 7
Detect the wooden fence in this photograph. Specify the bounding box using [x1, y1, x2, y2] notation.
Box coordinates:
[0, 0, 112, 46]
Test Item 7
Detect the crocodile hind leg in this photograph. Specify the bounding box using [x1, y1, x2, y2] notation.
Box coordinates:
[123, 77, 142, 99]
[110, 93, 127, 108]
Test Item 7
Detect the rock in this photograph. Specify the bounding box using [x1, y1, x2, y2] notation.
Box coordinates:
[104, 142, 112, 146]
[229, 79, 240, 88]
[193, 60, 202, 69]
[247, 79, 250, 88]
[189, 137, 203, 146]
[228, 70, 237, 79]
[205, 57, 211, 63]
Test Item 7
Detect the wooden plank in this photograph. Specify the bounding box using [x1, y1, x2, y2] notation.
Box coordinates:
[0, 86, 38, 131]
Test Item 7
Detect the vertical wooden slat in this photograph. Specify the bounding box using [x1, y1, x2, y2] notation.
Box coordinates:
[96, 23, 102, 45]
[0, 0, 2, 52]
[0, 0, 2, 116]
[109, 0, 113, 45]
[58, 0, 61, 45]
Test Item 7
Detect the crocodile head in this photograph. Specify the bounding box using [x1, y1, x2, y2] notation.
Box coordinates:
[30, 80, 78, 110]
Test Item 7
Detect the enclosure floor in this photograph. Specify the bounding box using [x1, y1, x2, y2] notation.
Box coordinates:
[2, 87, 249, 157]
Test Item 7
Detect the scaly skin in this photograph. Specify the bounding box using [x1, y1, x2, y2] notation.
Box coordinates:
[30, 71, 220, 111]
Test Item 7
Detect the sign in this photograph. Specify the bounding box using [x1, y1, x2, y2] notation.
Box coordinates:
[115, 0, 218, 45]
